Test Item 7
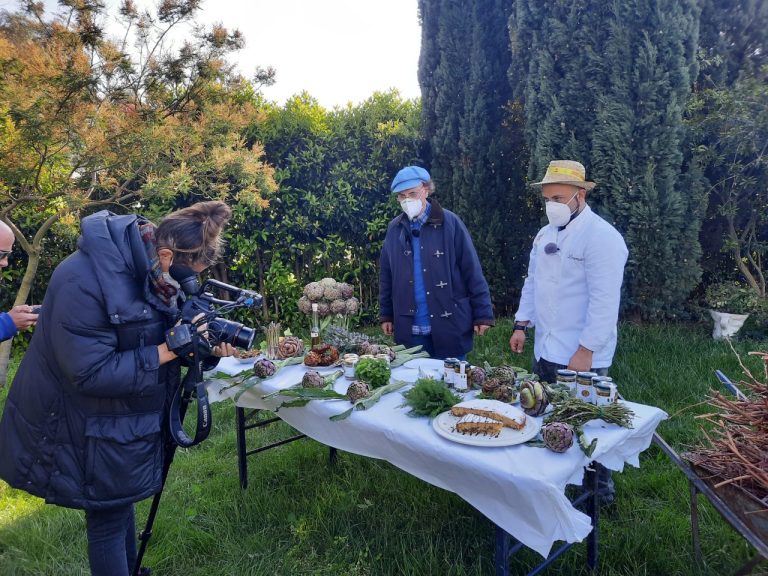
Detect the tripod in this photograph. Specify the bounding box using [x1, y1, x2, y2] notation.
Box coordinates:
[132, 335, 212, 576]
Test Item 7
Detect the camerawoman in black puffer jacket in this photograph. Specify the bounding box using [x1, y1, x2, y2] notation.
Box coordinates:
[0, 201, 233, 576]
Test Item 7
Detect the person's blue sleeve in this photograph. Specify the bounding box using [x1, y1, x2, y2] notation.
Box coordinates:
[0, 312, 18, 342]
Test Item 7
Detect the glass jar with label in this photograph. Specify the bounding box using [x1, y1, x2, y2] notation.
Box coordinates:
[576, 371, 598, 403]
[556, 369, 578, 397]
[454, 361, 471, 392]
[593, 376, 617, 405]
[443, 358, 458, 388]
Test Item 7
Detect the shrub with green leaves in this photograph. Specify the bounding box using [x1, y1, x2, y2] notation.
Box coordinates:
[704, 281, 765, 315]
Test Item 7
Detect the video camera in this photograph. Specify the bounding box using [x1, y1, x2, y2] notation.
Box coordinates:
[167, 264, 262, 357]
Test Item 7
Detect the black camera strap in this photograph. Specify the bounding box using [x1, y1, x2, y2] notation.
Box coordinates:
[169, 333, 212, 448]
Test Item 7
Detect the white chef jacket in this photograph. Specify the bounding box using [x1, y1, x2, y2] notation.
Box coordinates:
[515, 205, 628, 368]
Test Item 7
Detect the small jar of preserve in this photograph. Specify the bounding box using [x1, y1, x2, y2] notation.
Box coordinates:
[556, 369, 578, 397]
[576, 371, 598, 403]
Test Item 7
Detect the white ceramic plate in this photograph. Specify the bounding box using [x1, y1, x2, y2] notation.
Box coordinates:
[402, 358, 444, 371]
[432, 399, 540, 447]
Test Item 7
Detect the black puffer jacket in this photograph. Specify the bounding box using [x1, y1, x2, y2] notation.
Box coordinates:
[0, 211, 180, 510]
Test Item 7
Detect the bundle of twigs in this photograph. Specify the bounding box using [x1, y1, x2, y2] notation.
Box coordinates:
[686, 350, 768, 509]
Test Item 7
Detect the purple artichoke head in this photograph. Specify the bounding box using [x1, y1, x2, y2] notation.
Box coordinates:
[492, 384, 518, 403]
[303, 282, 324, 302]
[470, 367, 486, 388]
[338, 283, 354, 299]
[542, 422, 575, 453]
[346, 380, 371, 402]
[345, 297, 360, 315]
[253, 358, 277, 379]
[324, 285, 341, 301]
[298, 296, 312, 315]
[301, 370, 324, 388]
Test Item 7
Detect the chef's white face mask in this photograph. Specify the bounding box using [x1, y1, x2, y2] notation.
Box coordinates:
[545, 189, 580, 227]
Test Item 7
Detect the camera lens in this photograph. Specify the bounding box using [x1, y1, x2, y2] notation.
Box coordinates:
[230, 325, 256, 350]
[208, 318, 256, 350]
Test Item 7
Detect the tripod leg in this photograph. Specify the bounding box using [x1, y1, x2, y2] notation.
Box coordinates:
[132, 442, 177, 576]
[133, 367, 199, 576]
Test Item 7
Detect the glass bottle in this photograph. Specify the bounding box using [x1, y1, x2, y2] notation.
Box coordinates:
[310, 303, 321, 347]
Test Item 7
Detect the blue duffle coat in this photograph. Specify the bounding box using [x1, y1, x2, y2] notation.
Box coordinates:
[379, 199, 494, 358]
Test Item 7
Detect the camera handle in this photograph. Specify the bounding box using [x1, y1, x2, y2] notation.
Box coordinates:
[133, 332, 210, 576]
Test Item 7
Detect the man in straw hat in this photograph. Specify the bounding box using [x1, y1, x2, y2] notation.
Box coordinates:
[510, 160, 627, 503]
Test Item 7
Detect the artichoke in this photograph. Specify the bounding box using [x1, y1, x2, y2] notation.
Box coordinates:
[345, 296, 360, 315]
[297, 296, 312, 315]
[542, 422, 575, 453]
[277, 336, 304, 359]
[323, 285, 342, 301]
[482, 376, 503, 395]
[357, 341, 374, 356]
[319, 277, 337, 287]
[303, 344, 340, 367]
[346, 380, 371, 402]
[519, 380, 549, 416]
[330, 299, 347, 314]
[338, 282, 354, 299]
[253, 358, 277, 379]
[303, 350, 322, 367]
[469, 366, 486, 389]
[361, 343, 396, 362]
[489, 365, 517, 385]
[301, 370, 324, 388]
[316, 302, 330, 317]
[492, 383, 518, 403]
[303, 282, 324, 302]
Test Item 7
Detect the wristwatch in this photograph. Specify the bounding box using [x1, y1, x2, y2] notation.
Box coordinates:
[513, 323, 529, 332]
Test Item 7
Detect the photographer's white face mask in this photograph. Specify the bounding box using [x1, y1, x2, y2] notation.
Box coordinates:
[400, 198, 424, 220]
[545, 190, 580, 227]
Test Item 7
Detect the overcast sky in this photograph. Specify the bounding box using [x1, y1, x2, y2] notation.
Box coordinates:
[5, 0, 423, 109]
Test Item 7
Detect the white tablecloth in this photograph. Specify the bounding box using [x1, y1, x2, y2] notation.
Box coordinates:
[207, 357, 667, 558]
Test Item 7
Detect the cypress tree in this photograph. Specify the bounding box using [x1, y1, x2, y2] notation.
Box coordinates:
[418, 0, 471, 209]
[697, 0, 768, 86]
[419, 0, 533, 311]
[453, 0, 534, 310]
[510, 0, 703, 318]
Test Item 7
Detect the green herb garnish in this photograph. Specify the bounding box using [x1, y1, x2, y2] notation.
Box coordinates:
[401, 378, 462, 418]
[355, 357, 392, 389]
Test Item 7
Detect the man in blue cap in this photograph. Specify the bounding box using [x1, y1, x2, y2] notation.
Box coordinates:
[379, 165, 494, 359]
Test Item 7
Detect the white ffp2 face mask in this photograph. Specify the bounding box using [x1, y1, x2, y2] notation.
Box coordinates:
[545, 191, 579, 227]
[400, 198, 424, 220]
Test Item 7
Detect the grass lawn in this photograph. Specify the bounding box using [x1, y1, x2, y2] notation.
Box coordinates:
[0, 319, 766, 575]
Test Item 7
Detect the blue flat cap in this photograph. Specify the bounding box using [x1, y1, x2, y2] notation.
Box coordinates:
[391, 166, 431, 194]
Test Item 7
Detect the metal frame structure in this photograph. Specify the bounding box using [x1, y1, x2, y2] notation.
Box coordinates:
[652, 432, 767, 575]
[651, 365, 768, 576]
[494, 466, 599, 575]
[234, 408, 601, 574]
[235, 406, 336, 489]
